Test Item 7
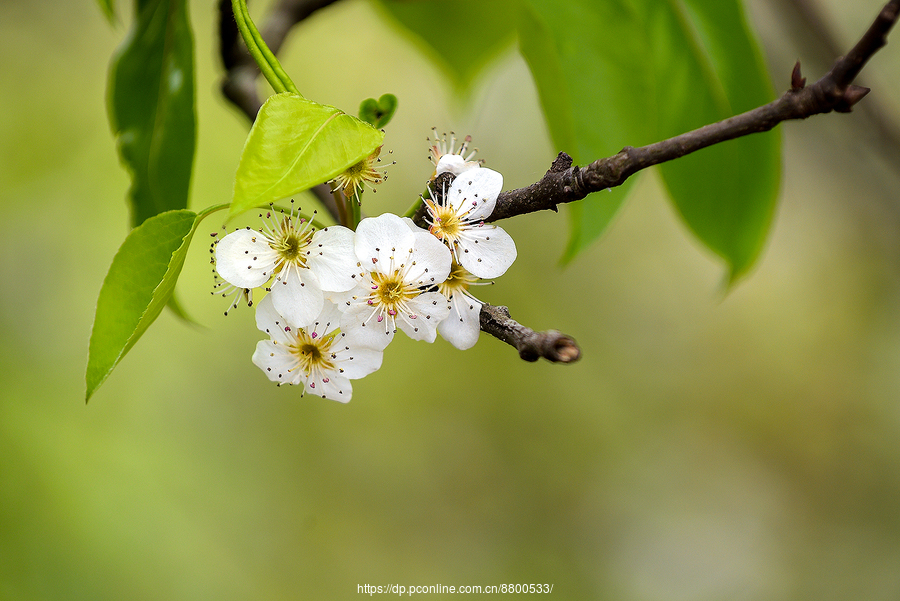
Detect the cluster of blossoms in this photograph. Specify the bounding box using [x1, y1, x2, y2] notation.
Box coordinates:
[212, 133, 516, 402]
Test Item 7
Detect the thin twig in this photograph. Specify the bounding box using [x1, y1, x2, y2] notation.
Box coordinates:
[219, 0, 899, 364]
[482, 0, 899, 222]
[480, 304, 581, 363]
[777, 0, 900, 157]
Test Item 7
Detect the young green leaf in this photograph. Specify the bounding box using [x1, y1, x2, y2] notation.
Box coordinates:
[229, 93, 384, 220]
[86, 210, 201, 402]
[518, 0, 780, 277]
[108, 0, 196, 227]
[359, 94, 398, 128]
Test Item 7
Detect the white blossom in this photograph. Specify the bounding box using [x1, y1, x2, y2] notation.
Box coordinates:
[428, 129, 480, 177]
[424, 167, 517, 279]
[436, 261, 488, 350]
[339, 213, 452, 350]
[214, 203, 358, 328]
[251, 294, 383, 402]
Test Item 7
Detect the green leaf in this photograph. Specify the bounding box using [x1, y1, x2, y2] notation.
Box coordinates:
[230, 93, 384, 220]
[371, 0, 517, 91]
[518, 0, 780, 276]
[518, 1, 653, 262]
[96, 0, 116, 23]
[653, 0, 781, 281]
[108, 0, 196, 227]
[359, 94, 398, 128]
[86, 210, 201, 402]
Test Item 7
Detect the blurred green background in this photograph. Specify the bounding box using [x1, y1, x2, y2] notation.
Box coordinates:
[3, 0, 900, 599]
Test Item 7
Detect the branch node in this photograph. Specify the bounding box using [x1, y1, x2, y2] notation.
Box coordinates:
[518, 331, 581, 363]
[551, 152, 573, 172]
[480, 303, 582, 363]
[791, 60, 807, 90]
[836, 84, 872, 112]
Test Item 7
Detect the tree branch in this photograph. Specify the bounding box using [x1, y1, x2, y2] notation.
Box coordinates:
[480, 304, 580, 363]
[471, 0, 900, 361]
[217, 0, 899, 365]
[769, 0, 900, 189]
[486, 0, 899, 222]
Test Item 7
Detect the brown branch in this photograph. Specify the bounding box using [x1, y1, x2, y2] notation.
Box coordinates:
[486, 0, 900, 222]
[776, 0, 900, 159]
[217, 0, 898, 365]
[409, 0, 900, 364]
[479, 304, 580, 363]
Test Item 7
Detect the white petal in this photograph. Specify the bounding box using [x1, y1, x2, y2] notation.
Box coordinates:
[306, 300, 344, 338]
[306, 226, 359, 292]
[340, 300, 395, 351]
[458, 224, 517, 279]
[404, 230, 452, 286]
[448, 168, 503, 222]
[270, 270, 324, 328]
[397, 292, 451, 342]
[324, 287, 357, 308]
[335, 344, 384, 380]
[438, 295, 482, 350]
[215, 228, 278, 288]
[355, 213, 416, 272]
[252, 340, 302, 385]
[401, 216, 428, 234]
[308, 374, 353, 403]
[436, 154, 480, 177]
[254, 294, 293, 345]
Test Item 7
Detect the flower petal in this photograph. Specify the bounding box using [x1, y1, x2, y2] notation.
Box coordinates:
[458, 224, 517, 279]
[254, 294, 294, 345]
[355, 213, 416, 272]
[438, 294, 482, 350]
[308, 374, 353, 403]
[448, 168, 503, 222]
[306, 225, 359, 293]
[435, 154, 480, 177]
[307, 300, 344, 338]
[335, 344, 384, 380]
[270, 270, 324, 328]
[404, 230, 452, 286]
[252, 339, 302, 385]
[397, 291, 451, 343]
[340, 298, 395, 351]
[215, 228, 278, 288]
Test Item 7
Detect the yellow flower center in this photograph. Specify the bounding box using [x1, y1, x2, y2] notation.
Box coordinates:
[331, 146, 390, 196]
[427, 201, 463, 244]
[270, 218, 311, 270]
[372, 271, 414, 310]
[438, 261, 477, 298]
[291, 331, 335, 375]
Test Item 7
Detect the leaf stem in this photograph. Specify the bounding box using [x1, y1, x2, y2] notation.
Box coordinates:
[230, 0, 300, 96]
[402, 186, 433, 219]
[197, 203, 231, 221]
[333, 189, 349, 228]
[349, 191, 362, 229]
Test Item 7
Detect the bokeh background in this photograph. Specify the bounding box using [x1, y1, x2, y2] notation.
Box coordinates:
[3, 0, 900, 599]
